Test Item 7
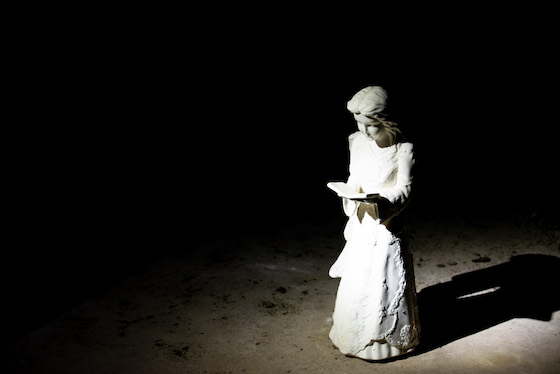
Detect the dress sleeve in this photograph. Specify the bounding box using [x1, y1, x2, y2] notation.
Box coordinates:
[343, 132, 362, 216]
[342, 173, 360, 217]
[380, 142, 415, 204]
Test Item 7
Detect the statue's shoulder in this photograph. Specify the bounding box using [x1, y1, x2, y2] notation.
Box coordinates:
[348, 131, 362, 148]
[397, 141, 414, 154]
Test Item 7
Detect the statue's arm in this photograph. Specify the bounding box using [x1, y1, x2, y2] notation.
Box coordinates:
[380, 142, 415, 205]
[342, 175, 360, 217]
[342, 132, 362, 217]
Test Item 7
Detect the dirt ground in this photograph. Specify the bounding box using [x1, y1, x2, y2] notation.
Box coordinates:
[3, 205, 560, 374]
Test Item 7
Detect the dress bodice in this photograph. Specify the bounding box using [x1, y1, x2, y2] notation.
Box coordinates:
[349, 133, 399, 193]
[348, 132, 413, 198]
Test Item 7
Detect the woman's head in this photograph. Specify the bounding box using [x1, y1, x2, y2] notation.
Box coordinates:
[347, 86, 388, 116]
[348, 86, 401, 145]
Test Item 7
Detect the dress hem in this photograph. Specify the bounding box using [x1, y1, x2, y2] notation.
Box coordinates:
[346, 340, 417, 361]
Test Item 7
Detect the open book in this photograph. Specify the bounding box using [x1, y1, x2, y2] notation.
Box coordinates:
[326, 182, 380, 201]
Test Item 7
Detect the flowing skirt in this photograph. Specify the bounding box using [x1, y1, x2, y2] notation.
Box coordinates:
[329, 213, 420, 360]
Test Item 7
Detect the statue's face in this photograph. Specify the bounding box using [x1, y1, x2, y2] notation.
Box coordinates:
[354, 113, 383, 141]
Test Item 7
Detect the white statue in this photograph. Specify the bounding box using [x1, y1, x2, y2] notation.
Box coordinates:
[327, 86, 420, 361]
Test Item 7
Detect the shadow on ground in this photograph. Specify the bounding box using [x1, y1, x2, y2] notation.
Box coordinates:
[414, 254, 560, 355]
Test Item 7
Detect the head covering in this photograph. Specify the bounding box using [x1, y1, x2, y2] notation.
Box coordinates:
[347, 86, 388, 115]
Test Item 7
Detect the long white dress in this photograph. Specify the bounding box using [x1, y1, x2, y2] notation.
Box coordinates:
[329, 131, 420, 360]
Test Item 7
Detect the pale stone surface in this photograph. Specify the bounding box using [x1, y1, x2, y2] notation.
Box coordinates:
[328, 86, 420, 360]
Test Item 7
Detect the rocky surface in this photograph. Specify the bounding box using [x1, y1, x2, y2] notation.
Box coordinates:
[3, 207, 559, 374]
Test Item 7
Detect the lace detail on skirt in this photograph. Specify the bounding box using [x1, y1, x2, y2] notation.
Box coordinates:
[329, 220, 420, 358]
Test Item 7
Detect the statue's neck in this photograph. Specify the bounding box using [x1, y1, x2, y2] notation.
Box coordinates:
[372, 133, 393, 148]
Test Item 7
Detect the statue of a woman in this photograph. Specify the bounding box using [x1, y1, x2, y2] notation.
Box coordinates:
[328, 86, 420, 361]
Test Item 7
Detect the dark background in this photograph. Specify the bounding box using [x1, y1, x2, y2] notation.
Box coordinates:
[4, 13, 559, 341]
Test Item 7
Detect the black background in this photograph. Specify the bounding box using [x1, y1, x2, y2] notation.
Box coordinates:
[4, 12, 559, 339]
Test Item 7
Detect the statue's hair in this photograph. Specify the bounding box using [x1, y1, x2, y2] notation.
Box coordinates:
[376, 117, 402, 145]
[348, 86, 403, 144]
[347, 86, 388, 115]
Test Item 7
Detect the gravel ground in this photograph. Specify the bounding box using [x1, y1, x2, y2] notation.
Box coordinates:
[3, 206, 559, 374]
